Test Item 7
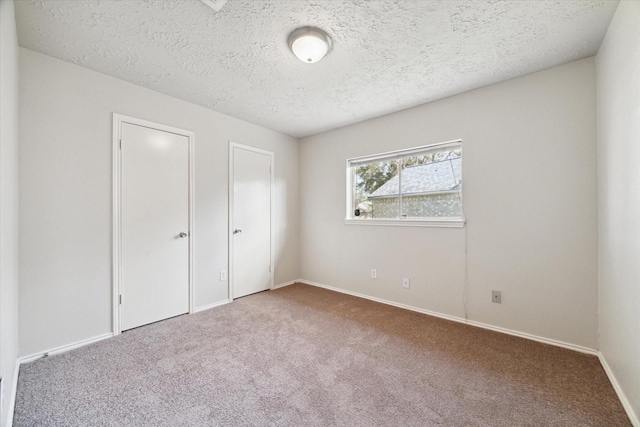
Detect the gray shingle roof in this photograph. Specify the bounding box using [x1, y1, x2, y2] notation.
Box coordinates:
[369, 158, 461, 198]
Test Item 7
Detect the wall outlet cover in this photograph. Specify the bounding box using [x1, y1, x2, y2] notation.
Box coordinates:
[492, 290, 502, 303]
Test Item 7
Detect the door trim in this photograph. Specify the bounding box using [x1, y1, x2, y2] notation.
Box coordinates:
[112, 113, 195, 335]
[228, 141, 275, 300]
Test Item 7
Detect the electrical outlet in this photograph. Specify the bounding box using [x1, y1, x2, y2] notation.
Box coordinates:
[371, 269, 377, 279]
[492, 290, 502, 303]
[402, 277, 410, 289]
[220, 270, 227, 281]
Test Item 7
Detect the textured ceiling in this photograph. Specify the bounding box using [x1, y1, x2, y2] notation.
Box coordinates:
[15, 0, 619, 138]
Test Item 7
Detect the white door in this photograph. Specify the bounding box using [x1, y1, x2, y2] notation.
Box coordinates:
[120, 122, 190, 330]
[231, 144, 272, 298]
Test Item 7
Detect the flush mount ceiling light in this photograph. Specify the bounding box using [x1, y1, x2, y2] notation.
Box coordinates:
[200, 0, 227, 12]
[288, 27, 332, 64]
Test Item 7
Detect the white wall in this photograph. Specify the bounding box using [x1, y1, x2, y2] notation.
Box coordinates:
[596, 1, 640, 423]
[0, 0, 20, 425]
[18, 48, 299, 357]
[299, 58, 599, 350]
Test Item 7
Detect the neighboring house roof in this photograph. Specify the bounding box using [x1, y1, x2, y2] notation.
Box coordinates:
[369, 158, 461, 198]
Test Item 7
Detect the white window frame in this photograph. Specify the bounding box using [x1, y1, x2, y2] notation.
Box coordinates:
[345, 139, 465, 228]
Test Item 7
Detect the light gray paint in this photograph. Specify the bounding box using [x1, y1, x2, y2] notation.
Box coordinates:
[596, 0, 640, 422]
[0, 0, 20, 424]
[300, 58, 599, 349]
[18, 48, 299, 357]
[14, 0, 618, 138]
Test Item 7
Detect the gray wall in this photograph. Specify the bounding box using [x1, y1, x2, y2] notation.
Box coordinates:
[300, 58, 599, 350]
[18, 48, 299, 357]
[596, 0, 640, 423]
[10, 5, 639, 423]
[0, 0, 20, 425]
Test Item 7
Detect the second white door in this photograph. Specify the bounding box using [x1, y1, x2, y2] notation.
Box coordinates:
[231, 144, 272, 299]
[121, 122, 190, 331]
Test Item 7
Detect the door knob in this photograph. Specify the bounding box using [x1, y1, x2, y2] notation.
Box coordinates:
[179, 232, 188, 238]
[233, 229, 242, 234]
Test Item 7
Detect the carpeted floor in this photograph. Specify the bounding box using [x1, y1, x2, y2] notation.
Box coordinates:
[14, 283, 630, 426]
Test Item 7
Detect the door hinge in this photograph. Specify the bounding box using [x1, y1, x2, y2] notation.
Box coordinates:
[119, 295, 122, 305]
[119, 139, 122, 150]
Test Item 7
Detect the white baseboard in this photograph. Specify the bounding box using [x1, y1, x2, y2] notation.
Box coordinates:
[7, 283, 636, 426]
[598, 353, 639, 426]
[10, 332, 114, 425]
[5, 358, 20, 427]
[465, 319, 597, 355]
[297, 279, 598, 355]
[298, 280, 640, 420]
[272, 280, 297, 290]
[299, 278, 467, 322]
[302, 278, 640, 422]
[193, 299, 232, 313]
[18, 333, 114, 365]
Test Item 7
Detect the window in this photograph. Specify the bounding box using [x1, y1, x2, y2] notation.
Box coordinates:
[346, 140, 464, 227]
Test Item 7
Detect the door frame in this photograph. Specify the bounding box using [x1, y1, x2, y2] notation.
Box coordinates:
[228, 141, 275, 300]
[112, 113, 195, 335]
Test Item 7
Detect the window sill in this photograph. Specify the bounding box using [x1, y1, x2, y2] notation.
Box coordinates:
[344, 217, 465, 228]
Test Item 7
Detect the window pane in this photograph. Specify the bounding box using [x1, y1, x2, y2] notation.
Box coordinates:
[399, 149, 462, 218]
[353, 160, 398, 219]
[347, 142, 463, 222]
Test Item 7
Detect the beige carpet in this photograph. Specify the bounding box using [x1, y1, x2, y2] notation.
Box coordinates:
[14, 283, 630, 426]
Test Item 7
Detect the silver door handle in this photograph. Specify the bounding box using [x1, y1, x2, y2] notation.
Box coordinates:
[179, 232, 188, 238]
[233, 229, 242, 234]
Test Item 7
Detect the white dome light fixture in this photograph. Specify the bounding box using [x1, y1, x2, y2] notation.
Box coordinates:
[288, 27, 332, 64]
